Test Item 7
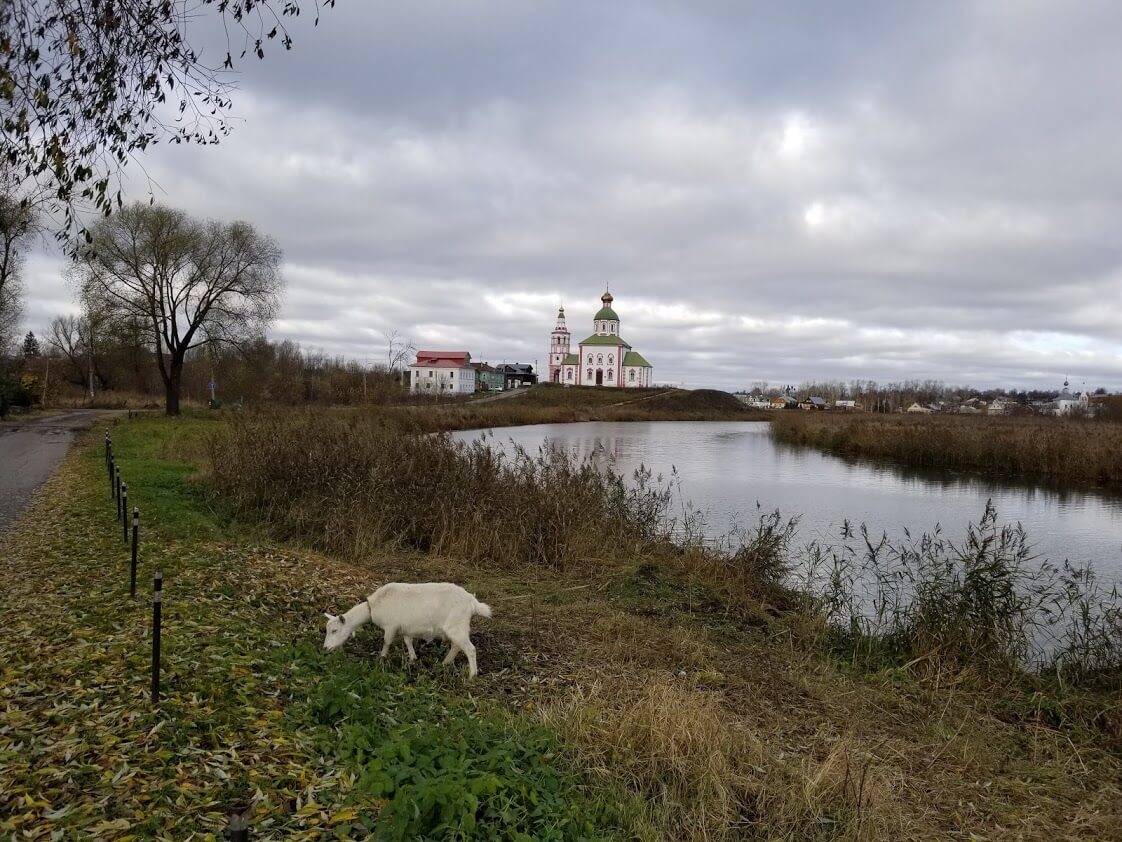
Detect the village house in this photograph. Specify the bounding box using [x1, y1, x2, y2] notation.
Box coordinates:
[906, 402, 933, 414]
[501, 363, 538, 389]
[409, 351, 476, 395]
[799, 396, 828, 411]
[738, 393, 772, 410]
[469, 361, 504, 392]
[988, 398, 1013, 415]
[834, 400, 863, 411]
[770, 394, 798, 410]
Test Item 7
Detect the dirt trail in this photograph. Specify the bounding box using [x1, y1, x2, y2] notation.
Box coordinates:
[0, 410, 120, 531]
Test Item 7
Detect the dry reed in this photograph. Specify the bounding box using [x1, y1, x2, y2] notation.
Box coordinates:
[771, 412, 1122, 487]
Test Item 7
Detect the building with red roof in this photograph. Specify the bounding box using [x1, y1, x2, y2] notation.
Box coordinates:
[409, 351, 476, 395]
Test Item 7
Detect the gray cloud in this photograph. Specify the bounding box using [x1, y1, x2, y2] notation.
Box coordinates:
[22, 0, 1122, 390]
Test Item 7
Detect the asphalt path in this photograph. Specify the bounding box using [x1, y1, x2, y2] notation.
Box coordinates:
[0, 410, 121, 532]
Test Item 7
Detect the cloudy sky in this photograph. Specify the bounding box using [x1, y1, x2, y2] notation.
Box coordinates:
[23, 0, 1122, 390]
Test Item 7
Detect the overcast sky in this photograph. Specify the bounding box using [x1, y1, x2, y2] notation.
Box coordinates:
[22, 0, 1122, 391]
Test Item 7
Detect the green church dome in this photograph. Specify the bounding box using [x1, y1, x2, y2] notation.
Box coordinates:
[594, 289, 618, 321]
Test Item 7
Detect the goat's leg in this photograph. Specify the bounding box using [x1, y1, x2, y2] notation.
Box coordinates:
[403, 636, 417, 662]
[451, 634, 478, 678]
[442, 643, 460, 666]
[460, 637, 477, 678]
[380, 626, 397, 658]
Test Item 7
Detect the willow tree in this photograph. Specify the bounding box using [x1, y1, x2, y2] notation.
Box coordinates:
[0, 1, 332, 244]
[78, 202, 282, 415]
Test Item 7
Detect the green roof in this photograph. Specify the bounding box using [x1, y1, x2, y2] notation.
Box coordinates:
[560, 353, 579, 365]
[623, 350, 651, 367]
[578, 334, 630, 347]
[594, 306, 619, 321]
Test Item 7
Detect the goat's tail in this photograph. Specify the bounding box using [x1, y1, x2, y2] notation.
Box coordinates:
[473, 600, 493, 619]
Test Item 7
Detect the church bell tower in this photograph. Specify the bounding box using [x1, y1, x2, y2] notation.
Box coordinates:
[548, 306, 570, 383]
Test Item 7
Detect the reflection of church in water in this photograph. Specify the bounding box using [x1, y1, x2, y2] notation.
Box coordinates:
[548, 291, 653, 387]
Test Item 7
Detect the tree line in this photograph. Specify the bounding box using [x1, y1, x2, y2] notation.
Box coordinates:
[12, 331, 409, 412]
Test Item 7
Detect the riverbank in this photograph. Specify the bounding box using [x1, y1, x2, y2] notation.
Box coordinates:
[770, 411, 1122, 488]
[3, 411, 1117, 839]
[416, 385, 761, 429]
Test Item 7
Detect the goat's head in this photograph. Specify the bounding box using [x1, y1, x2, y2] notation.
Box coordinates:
[322, 612, 352, 651]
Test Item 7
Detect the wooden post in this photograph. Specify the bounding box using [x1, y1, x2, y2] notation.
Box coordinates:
[121, 484, 128, 542]
[130, 508, 139, 598]
[227, 813, 250, 841]
[115, 466, 121, 521]
[151, 572, 162, 705]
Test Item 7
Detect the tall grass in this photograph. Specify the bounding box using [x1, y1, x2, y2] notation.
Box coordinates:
[796, 503, 1122, 686]
[207, 412, 1122, 690]
[771, 412, 1122, 487]
[208, 412, 675, 571]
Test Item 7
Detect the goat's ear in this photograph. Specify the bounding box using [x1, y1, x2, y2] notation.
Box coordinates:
[323, 612, 334, 621]
[338, 614, 346, 624]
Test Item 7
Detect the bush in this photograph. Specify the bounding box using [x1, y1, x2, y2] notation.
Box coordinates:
[207, 413, 675, 572]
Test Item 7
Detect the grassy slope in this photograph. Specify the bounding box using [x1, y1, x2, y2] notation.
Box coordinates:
[1, 414, 1120, 840]
[410, 385, 762, 430]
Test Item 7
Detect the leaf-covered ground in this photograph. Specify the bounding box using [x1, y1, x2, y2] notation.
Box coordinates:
[0, 425, 617, 840]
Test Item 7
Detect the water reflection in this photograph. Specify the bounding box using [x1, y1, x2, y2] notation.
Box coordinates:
[453, 421, 1122, 581]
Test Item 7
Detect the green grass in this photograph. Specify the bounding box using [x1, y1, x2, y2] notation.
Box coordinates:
[0, 415, 626, 840]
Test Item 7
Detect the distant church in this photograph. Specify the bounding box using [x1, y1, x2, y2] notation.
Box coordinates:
[548, 291, 653, 387]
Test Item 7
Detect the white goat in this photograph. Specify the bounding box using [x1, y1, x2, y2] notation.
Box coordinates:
[323, 582, 492, 678]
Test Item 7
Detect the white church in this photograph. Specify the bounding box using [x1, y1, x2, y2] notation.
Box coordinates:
[548, 291, 653, 387]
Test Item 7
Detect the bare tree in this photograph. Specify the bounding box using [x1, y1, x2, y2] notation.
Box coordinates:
[77, 203, 283, 415]
[384, 328, 416, 372]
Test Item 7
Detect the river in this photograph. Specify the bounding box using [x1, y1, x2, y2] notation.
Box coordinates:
[452, 420, 1122, 583]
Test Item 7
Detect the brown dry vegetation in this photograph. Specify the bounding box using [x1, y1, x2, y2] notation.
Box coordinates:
[422, 385, 758, 429]
[770, 411, 1122, 487]
[200, 409, 1122, 840]
[276, 533, 1122, 840]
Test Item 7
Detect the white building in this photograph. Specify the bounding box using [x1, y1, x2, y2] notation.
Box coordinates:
[1052, 379, 1090, 416]
[739, 393, 772, 410]
[550, 291, 653, 387]
[410, 351, 476, 395]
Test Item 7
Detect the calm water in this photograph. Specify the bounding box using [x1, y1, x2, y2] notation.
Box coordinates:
[452, 421, 1122, 582]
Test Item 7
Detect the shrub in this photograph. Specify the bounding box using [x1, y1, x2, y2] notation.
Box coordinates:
[207, 413, 675, 571]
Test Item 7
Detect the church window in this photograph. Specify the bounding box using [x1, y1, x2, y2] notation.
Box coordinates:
[597, 354, 603, 365]
[587, 368, 593, 380]
[587, 355, 593, 365]
[566, 369, 573, 381]
[607, 354, 614, 365]
[610, 323, 616, 333]
[629, 369, 635, 382]
[607, 370, 614, 381]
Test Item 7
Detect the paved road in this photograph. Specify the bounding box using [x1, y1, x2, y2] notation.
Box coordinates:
[0, 410, 120, 532]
